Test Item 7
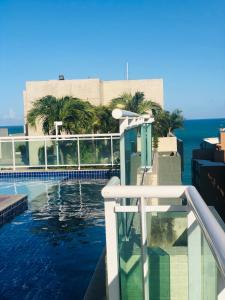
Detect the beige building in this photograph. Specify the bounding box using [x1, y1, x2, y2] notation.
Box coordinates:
[23, 77, 164, 135]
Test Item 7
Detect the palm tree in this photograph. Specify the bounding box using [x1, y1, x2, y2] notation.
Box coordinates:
[154, 109, 184, 137]
[61, 98, 95, 134]
[27, 95, 64, 135]
[110, 91, 162, 115]
[93, 105, 119, 133]
[166, 109, 184, 135]
[27, 95, 95, 134]
[110, 91, 183, 149]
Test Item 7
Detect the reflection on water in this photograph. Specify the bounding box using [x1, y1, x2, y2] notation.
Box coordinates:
[30, 180, 105, 243]
[0, 179, 106, 300]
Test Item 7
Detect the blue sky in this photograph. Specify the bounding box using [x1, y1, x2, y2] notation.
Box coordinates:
[0, 0, 225, 125]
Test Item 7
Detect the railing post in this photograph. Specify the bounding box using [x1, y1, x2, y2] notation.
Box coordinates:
[111, 135, 114, 167]
[146, 124, 152, 169]
[119, 117, 128, 184]
[12, 139, 16, 171]
[187, 210, 202, 300]
[139, 196, 149, 300]
[44, 139, 47, 170]
[56, 139, 59, 166]
[77, 137, 80, 170]
[141, 125, 147, 168]
[104, 197, 120, 300]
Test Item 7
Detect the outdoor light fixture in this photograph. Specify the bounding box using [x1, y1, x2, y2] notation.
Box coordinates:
[54, 121, 63, 137]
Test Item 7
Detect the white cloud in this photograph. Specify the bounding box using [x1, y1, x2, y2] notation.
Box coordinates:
[0, 109, 23, 125]
[3, 108, 16, 120]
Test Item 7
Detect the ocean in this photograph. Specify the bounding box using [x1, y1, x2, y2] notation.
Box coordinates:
[0, 125, 24, 135]
[2, 119, 225, 185]
[175, 118, 225, 184]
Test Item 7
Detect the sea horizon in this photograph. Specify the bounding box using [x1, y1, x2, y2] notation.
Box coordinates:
[1, 116, 225, 128]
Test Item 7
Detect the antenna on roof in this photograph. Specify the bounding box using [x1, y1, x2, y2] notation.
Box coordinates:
[126, 62, 129, 80]
[59, 74, 64, 80]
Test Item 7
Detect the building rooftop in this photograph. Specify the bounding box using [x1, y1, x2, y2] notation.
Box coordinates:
[195, 159, 225, 167]
[203, 137, 219, 144]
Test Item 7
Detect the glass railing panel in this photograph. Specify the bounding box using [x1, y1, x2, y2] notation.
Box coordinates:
[112, 138, 120, 164]
[146, 197, 185, 206]
[15, 141, 29, 166]
[45, 140, 57, 165]
[58, 139, 77, 165]
[28, 140, 45, 166]
[0, 141, 13, 167]
[189, 208, 225, 300]
[79, 138, 111, 164]
[124, 127, 140, 185]
[117, 212, 143, 300]
[201, 233, 218, 300]
[147, 211, 188, 300]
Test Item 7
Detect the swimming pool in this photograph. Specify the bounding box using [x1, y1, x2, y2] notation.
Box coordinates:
[0, 178, 106, 299]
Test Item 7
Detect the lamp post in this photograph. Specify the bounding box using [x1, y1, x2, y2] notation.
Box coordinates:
[54, 121, 63, 165]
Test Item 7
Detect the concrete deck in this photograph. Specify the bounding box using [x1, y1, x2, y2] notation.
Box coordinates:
[0, 194, 28, 226]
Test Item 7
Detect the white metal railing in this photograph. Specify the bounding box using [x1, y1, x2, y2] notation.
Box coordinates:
[102, 177, 225, 300]
[0, 133, 120, 170]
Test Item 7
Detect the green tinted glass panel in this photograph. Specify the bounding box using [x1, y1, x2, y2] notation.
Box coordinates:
[201, 233, 217, 300]
[45, 140, 57, 165]
[124, 127, 140, 185]
[80, 139, 111, 164]
[58, 140, 77, 165]
[15, 141, 29, 166]
[113, 138, 120, 164]
[28, 140, 45, 166]
[0, 141, 13, 166]
[147, 212, 188, 300]
[117, 212, 143, 300]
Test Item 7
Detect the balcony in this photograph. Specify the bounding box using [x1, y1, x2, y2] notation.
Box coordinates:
[102, 178, 225, 300]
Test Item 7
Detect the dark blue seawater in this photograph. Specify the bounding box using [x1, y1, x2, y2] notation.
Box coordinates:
[0, 179, 105, 300]
[175, 118, 225, 184]
[0, 125, 24, 135]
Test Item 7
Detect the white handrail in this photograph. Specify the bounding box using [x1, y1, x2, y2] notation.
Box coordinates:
[102, 185, 187, 199]
[186, 186, 225, 278]
[0, 133, 120, 140]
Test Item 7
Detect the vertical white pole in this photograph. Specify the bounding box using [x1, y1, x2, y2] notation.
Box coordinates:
[140, 196, 149, 300]
[104, 198, 120, 300]
[56, 142, 59, 166]
[55, 123, 58, 137]
[77, 137, 80, 170]
[120, 118, 129, 185]
[56, 126, 59, 166]
[12, 139, 16, 171]
[44, 139, 47, 170]
[111, 135, 114, 167]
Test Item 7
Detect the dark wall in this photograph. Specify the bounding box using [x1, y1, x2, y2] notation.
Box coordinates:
[192, 160, 225, 221]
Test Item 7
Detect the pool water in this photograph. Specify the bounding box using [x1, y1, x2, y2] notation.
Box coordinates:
[0, 179, 106, 300]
